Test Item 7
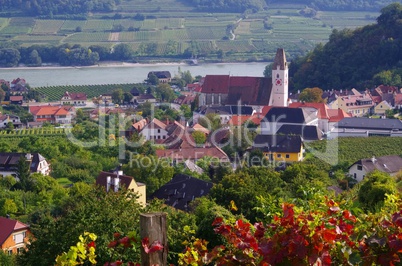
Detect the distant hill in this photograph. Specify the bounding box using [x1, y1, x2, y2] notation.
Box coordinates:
[1, 0, 401, 17]
[289, 2, 402, 91]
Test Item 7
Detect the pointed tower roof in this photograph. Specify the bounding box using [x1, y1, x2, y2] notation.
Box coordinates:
[273, 48, 287, 70]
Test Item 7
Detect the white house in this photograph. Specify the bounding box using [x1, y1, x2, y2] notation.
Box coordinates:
[0, 153, 50, 177]
[0, 115, 22, 129]
[139, 118, 169, 141]
[348, 155, 402, 182]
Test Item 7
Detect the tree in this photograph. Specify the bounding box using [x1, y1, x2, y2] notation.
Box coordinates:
[263, 63, 273, 78]
[0, 48, 20, 67]
[181, 70, 193, 85]
[112, 88, 123, 104]
[27, 49, 42, 66]
[147, 73, 159, 85]
[198, 113, 221, 131]
[358, 170, 397, 212]
[0, 87, 5, 102]
[192, 131, 206, 146]
[18, 185, 143, 266]
[14, 156, 33, 191]
[123, 92, 133, 103]
[112, 43, 133, 60]
[298, 87, 324, 103]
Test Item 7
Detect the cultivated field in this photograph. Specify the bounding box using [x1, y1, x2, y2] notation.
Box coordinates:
[0, 1, 379, 61]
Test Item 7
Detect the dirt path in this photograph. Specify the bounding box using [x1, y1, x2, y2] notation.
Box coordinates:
[109, 32, 120, 41]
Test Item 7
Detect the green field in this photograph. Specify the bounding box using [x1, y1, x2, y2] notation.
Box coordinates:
[34, 84, 137, 101]
[0, 0, 379, 61]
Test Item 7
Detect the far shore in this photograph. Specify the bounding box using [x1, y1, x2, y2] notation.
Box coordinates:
[0, 60, 269, 71]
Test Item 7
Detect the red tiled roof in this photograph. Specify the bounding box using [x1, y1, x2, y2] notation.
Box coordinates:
[155, 146, 229, 162]
[328, 108, 351, 122]
[371, 95, 382, 104]
[228, 114, 264, 126]
[30, 105, 72, 116]
[201, 75, 230, 94]
[132, 119, 148, 131]
[395, 94, 402, 105]
[10, 96, 23, 101]
[0, 217, 29, 246]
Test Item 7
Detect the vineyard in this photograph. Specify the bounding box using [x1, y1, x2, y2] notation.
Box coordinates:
[34, 83, 136, 101]
[0, 127, 66, 137]
[306, 137, 402, 165]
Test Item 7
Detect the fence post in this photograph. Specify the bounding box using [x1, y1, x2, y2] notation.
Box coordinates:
[140, 212, 167, 266]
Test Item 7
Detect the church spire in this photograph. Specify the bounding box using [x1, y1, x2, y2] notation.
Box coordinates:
[273, 48, 287, 71]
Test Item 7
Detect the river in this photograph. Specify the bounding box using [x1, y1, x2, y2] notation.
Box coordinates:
[0, 62, 269, 87]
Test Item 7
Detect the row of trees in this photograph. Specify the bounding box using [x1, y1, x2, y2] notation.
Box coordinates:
[289, 3, 402, 91]
[0, 0, 120, 16]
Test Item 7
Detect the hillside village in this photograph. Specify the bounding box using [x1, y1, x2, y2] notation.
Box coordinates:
[1, 48, 402, 264]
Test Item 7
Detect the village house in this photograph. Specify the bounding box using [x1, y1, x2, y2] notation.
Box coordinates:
[151, 174, 212, 211]
[0, 152, 50, 177]
[89, 107, 125, 120]
[328, 90, 374, 117]
[373, 100, 393, 115]
[193, 105, 255, 124]
[9, 78, 28, 95]
[0, 216, 31, 255]
[29, 105, 75, 124]
[0, 114, 23, 129]
[136, 94, 157, 104]
[147, 71, 172, 83]
[348, 155, 402, 182]
[61, 91, 87, 106]
[252, 134, 304, 162]
[9, 95, 24, 105]
[155, 145, 230, 164]
[96, 168, 146, 206]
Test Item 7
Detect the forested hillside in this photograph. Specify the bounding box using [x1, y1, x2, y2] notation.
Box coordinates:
[1, 0, 401, 17]
[289, 3, 402, 91]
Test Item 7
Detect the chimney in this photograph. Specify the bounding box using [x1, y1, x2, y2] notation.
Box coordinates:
[6, 214, 10, 219]
[114, 177, 120, 192]
[25, 153, 32, 160]
[371, 156, 377, 163]
[106, 176, 111, 192]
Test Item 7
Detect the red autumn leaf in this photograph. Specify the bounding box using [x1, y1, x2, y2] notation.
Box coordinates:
[88, 241, 96, 249]
[322, 229, 337, 243]
[321, 251, 331, 266]
[142, 237, 164, 254]
[212, 217, 223, 226]
[113, 232, 121, 239]
[108, 240, 118, 248]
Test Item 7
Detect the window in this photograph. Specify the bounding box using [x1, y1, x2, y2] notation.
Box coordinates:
[286, 154, 290, 158]
[357, 165, 362, 171]
[7, 250, 12, 255]
[158, 129, 160, 133]
[277, 154, 281, 158]
[354, 173, 357, 179]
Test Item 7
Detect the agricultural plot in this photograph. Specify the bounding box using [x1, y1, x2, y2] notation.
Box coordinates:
[60, 20, 87, 32]
[83, 20, 113, 31]
[116, 20, 143, 30]
[0, 128, 66, 137]
[34, 84, 136, 101]
[318, 11, 378, 28]
[0, 18, 9, 30]
[186, 27, 226, 41]
[13, 34, 63, 44]
[154, 18, 184, 29]
[31, 20, 64, 34]
[63, 32, 111, 43]
[120, 31, 163, 42]
[234, 20, 252, 35]
[0, 17, 35, 35]
[161, 29, 188, 41]
[216, 40, 255, 53]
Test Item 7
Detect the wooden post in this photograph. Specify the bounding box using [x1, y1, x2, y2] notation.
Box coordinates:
[140, 212, 167, 266]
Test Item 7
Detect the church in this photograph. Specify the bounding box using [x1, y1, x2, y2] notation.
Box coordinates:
[198, 48, 289, 113]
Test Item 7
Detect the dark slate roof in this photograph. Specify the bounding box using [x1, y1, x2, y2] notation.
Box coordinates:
[96, 171, 145, 191]
[336, 117, 402, 131]
[272, 48, 287, 70]
[148, 71, 171, 79]
[264, 107, 309, 124]
[130, 87, 141, 96]
[350, 155, 402, 174]
[151, 174, 213, 211]
[252, 134, 303, 153]
[197, 105, 254, 116]
[276, 124, 322, 141]
[0, 153, 46, 173]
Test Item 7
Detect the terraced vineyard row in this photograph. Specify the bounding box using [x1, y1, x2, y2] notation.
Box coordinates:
[0, 128, 66, 137]
[34, 84, 136, 101]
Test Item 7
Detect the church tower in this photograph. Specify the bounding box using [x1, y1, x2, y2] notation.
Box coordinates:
[269, 48, 288, 107]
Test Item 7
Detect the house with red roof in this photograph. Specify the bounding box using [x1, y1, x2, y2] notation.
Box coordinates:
[329, 91, 374, 117]
[0, 216, 31, 255]
[29, 105, 75, 124]
[61, 91, 87, 106]
[139, 118, 169, 141]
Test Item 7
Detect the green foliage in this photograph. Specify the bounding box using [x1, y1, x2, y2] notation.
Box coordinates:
[298, 87, 325, 103]
[291, 3, 402, 90]
[358, 170, 397, 212]
[18, 185, 143, 266]
[191, 131, 206, 146]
